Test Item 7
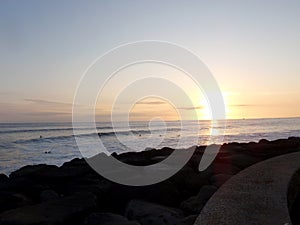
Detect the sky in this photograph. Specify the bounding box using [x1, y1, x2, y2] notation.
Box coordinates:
[0, 0, 300, 122]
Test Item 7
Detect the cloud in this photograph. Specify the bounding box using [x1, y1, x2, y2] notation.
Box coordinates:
[23, 111, 71, 116]
[135, 101, 166, 105]
[178, 106, 204, 110]
[24, 99, 73, 106]
[229, 104, 257, 107]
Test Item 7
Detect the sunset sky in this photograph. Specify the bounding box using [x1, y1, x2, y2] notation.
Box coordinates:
[1, 0, 300, 122]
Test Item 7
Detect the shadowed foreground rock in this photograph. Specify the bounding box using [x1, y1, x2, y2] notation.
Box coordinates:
[84, 213, 140, 225]
[0, 193, 96, 225]
[0, 137, 300, 225]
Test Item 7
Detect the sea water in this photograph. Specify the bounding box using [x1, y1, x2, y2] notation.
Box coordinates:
[0, 117, 300, 174]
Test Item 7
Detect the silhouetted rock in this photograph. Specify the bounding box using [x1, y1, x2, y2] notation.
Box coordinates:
[0, 191, 23, 213]
[0, 174, 8, 182]
[0, 177, 48, 200]
[181, 215, 198, 225]
[40, 189, 59, 202]
[84, 213, 140, 225]
[211, 162, 241, 175]
[125, 200, 184, 225]
[210, 174, 233, 187]
[180, 185, 218, 214]
[9, 164, 58, 179]
[1, 137, 300, 224]
[226, 154, 261, 169]
[0, 192, 97, 225]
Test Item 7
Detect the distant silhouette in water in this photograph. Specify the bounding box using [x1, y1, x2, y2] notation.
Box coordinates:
[40, 135, 43, 139]
[44, 151, 51, 154]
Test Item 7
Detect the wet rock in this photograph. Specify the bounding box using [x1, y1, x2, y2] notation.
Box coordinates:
[0, 192, 97, 225]
[126, 200, 184, 225]
[84, 212, 140, 225]
[180, 185, 218, 214]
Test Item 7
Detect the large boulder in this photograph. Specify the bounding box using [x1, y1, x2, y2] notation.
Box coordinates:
[84, 213, 140, 225]
[125, 200, 184, 225]
[180, 185, 217, 214]
[0, 192, 97, 225]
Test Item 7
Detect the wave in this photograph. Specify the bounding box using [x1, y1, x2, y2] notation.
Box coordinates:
[0, 126, 114, 134]
[13, 127, 183, 144]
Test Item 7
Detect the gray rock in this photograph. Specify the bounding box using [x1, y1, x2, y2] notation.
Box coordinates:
[180, 185, 217, 214]
[0, 192, 96, 225]
[84, 212, 140, 225]
[125, 200, 184, 225]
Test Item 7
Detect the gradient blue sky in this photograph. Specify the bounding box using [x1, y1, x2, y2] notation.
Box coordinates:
[1, 0, 300, 122]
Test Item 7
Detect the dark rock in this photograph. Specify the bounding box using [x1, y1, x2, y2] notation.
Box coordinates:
[211, 162, 241, 175]
[183, 172, 210, 194]
[10, 163, 92, 182]
[40, 189, 59, 202]
[259, 139, 270, 144]
[9, 164, 58, 179]
[0, 174, 8, 182]
[125, 200, 184, 225]
[0, 192, 23, 213]
[84, 212, 139, 225]
[170, 166, 210, 197]
[226, 154, 260, 169]
[107, 180, 181, 212]
[180, 185, 217, 214]
[180, 215, 197, 225]
[210, 174, 232, 187]
[0, 177, 48, 200]
[0, 192, 97, 225]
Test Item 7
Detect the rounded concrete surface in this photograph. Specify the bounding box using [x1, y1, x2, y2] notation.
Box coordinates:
[194, 152, 300, 225]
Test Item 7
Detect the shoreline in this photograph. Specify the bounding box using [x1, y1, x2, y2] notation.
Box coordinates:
[1, 137, 300, 224]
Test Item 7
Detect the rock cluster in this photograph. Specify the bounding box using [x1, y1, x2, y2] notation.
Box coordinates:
[0, 137, 300, 225]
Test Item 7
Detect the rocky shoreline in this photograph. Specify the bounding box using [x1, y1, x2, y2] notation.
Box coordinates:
[1, 137, 300, 225]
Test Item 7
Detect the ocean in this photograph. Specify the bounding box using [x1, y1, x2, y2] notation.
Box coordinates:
[0, 117, 300, 175]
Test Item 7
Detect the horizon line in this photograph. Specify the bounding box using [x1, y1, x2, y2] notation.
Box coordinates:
[0, 116, 300, 124]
